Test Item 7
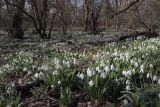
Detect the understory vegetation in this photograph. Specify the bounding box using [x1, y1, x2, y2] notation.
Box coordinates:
[0, 36, 160, 107]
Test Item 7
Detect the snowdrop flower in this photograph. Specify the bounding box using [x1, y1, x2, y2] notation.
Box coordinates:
[7, 87, 12, 94]
[126, 85, 131, 91]
[66, 61, 71, 68]
[96, 66, 101, 72]
[123, 70, 132, 77]
[79, 73, 85, 80]
[123, 99, 129, 106]
[34, 73, 39, 79]
[147, 73, 150, 79]
[153, 75, 158, 81]
[87, 68, 95, 77]
[122, 71, 127, 77]
[27, 71, 32, 75]
[110, 64, 114, 70]
[58, 80, 61, 84]
[54, 57, 60, 64]
[23, 67, 27, 72]
[127, 70, 132, 76]
[157, 79, 160, 85]
[32, 65, 36, 69]
[51, 85, 54, 88]
[140, 69, 144, 73]
[159, 93, 160, 99]
[125, 52, 129, 60]
[41, 65, 49, 71]
[114, 50, 119, 56]
[140, 64, 144, 73]
[134, 62, 139, 67]
[89, 80, 94, 87]
[6, 105, 12, 107]
[55, 63, 62, 70]
[73, 58, 78, 66]
[78, 73, 85, 80]
[126, 80, 130, 85]
[4, 64, 9, 69]
[39, 72, 44, 78]
[100, 61, 105, 67]
[130, 59, 134, 64]
[11, 83, 15, 87]
[53, 70, 58, 76]
[100, 72, 107, 79]
[104, 65, 110, 73]
[149, 64, 153, 68]
[18, 79, 23, 84]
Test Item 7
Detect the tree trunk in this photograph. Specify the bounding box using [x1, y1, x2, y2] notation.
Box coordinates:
[84, 0, 92, 32]
[9, 0, 25, 39]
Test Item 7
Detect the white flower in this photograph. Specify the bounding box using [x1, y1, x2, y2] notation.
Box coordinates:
[126, 85, 131, 91]
[11, 83, 15, 87]
[147, 73, 150, 79]
[122, 71, 127, 76]
[18, 79, 23, 84]
[104, 65, 110, 73]
[27, 71, 32, 75]
[159, 93, 160, 99]
[127, 70, 132, 76]
[41, 65, 49, 71]
[87, 68, 95, 77]
[4, 64, 9, 69]
[58, 81, 61, 84]
[96, 66, 101, 72]
[6, 105, 12, 107]
[157, 79, 160, 85]
[53, 70, 58, 76]
[78, 73, 85, 80]
[54, 57, 60, 64]
[125, 53, 129, 60]
[134, 62, 138, 67]
[140, 64, 144, 70]
[73, 58, 78, 66]
[23, 67, 27, 72]
[123, 99, 129, 106]
[100, 61, 105, 67]
[39, 72, 44, 78]
[114, 50, 119, 56]
[89, 80, 94, 87]
[34, 73, 39, 79]
[126, 80, 130, 85]
[7, 87, 11, 94]
[130, 59, 134, 64]
[153, 75, 158, 81]
[149, 64, 153, 68]
[100, 72, 106, 79]
[51, 85, 54, 88]
[110, 64, 114, 70]
[123, 70, 132, 77]
[55, 63, 62, 70]
[140, 69, 144, 73]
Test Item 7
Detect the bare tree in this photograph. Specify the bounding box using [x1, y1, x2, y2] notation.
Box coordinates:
[84, 0, 104, 34]
[1, 0, 59, 39]
[3, 0, 25, 39]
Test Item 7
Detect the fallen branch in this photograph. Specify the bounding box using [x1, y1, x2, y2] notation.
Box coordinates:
[80, 31, 159, 46]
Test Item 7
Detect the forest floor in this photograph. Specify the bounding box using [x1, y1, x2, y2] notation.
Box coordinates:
[0, 31, 160, 107]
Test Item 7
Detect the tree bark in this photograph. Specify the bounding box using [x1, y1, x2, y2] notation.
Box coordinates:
[9, 0, 25, 39]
